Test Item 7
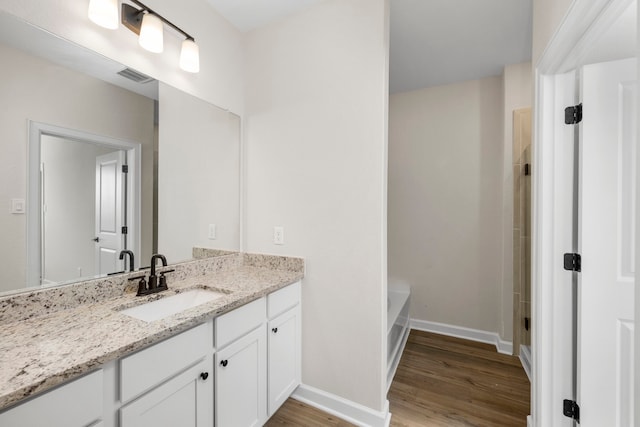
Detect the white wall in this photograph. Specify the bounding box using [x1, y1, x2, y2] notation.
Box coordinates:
[0, 0, 244, 113]
[158, 83, 241, 263]
[244, 0, 389, 412]
[500, 62, 533, 341]
[388, 76, 504, 334]
[532, 0, 574, 65]
[0, 43, 154, 293]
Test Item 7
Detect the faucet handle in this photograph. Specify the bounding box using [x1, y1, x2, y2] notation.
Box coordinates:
[158, 269, 175, 289]
[128, 274, 148, 296]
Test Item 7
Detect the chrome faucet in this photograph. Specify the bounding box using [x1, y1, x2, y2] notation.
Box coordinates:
[119, 250, 135, 272]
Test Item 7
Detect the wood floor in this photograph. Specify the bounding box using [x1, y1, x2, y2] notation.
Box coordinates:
[266, 330, 530, 426]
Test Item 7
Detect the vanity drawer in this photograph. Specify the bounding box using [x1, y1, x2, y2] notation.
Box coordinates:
[215, 297, 266, 348]
[0, 369, 103, 427]
[120, 322, 212, 403]
[268, 281, 301, 319]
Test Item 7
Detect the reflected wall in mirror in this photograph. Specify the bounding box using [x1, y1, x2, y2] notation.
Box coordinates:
[0, 13, 241, 295]
[158, 83, 241, 262]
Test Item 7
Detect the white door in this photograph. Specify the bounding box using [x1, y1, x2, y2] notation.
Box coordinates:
[95, 151, 125, 275]
[578, 57, 636, 426]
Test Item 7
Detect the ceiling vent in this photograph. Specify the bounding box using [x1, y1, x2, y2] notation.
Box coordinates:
[117, 67, 155, 84]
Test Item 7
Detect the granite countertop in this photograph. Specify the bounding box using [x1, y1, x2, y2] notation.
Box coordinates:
[0, 253, 303, 411]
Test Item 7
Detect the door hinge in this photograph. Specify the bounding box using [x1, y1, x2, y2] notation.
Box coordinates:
[121, 226, 128, 235]
[563, 399, 580, 422]
[524, 317, 530, 331]
[563, 253, 581, 272]
[564, 104, 583, 124]
[122, 164, 129, 173]
[524, 163, 531, 176]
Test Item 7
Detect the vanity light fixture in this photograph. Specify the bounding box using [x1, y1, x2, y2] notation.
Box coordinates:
[88, 0, 119, 30]
[179, 38, 200, 73]
[89, 0, 200, 73]
[138, 11, 164, 53]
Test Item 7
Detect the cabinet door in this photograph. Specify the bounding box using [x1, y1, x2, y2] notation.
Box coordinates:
[268, 305, 301, 415]
[120, 357, 213, 427]
[216, 325, 267, 427]
[0, 370, 103, 427]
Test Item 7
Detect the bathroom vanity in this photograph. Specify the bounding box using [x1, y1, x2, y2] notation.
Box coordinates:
[0, 252, 303, 427]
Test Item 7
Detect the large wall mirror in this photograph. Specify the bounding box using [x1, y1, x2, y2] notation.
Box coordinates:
[0, 12, 241, 295]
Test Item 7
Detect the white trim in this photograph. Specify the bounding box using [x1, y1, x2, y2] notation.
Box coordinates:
[519, 344, 532, 382]
[27, 121, 142, 287]
[291, 384, 391, 427]
[527, 415, 533, 427]
[532, 1, 635, 426]
[410, 319, 513, 355]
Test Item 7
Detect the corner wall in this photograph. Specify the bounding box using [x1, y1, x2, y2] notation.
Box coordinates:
[388, 76, 503, 334]
[532, 0, 574, 64]
[243, 0, 389, 412]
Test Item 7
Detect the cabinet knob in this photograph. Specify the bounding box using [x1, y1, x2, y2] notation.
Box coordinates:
[220, 360, 228, 367]
[272, 327, 278, 334]
[200, 372, 209, 380]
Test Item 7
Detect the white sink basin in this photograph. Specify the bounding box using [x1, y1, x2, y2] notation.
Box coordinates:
[119, 289, 226, 322]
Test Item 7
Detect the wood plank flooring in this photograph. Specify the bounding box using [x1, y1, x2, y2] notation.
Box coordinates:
[266, 330, 530, 426]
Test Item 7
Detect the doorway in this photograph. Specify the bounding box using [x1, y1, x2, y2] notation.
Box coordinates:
[532, 0, 637, 424]
[27, 122, 141, 288]
[512, 107, 532, 364]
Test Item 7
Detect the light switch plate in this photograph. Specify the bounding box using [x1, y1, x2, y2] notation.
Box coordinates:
[273, 226, 284, 245]
[11, 199, 25, 214]
[208, 224, 216, 240]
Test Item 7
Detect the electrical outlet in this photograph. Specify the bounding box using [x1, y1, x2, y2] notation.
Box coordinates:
[11, 198, 25, 214]
[273, 226, 284, 245]
[208, 224, 216, 240]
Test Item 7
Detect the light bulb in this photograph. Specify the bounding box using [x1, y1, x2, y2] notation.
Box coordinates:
[88, 0, 119, 30]
[139, 13, 164, 53]
[180, 39, 200, 73]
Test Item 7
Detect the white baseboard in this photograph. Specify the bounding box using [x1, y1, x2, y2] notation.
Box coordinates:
[291, 384, 391, 427]
[519, 344, 532, 381]
[410, 319, 514, 355]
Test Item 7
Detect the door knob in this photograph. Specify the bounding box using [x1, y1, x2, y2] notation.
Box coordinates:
[200, 372, 209, 380]
[272, 327, 278, 334]
[220, 360, 228, 367]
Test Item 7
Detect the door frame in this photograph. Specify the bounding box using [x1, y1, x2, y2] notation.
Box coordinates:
[532, 0, 638, 425]
[26, 121, 141, 288]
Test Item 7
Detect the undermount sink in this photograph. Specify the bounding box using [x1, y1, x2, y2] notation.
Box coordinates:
[119, 289, 226, 322]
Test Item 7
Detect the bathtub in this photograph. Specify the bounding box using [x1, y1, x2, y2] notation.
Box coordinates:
[387, 281, 410, 390]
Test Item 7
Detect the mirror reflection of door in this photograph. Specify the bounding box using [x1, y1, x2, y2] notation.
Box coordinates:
[40, 135, 126, 284]
[95, 150, 126, 276]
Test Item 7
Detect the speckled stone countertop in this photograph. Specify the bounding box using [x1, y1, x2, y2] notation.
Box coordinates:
[0, 252, 304, 411]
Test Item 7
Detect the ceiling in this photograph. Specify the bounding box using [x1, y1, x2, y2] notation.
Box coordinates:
[206, 0, 325, 33]
[207, 0, 532, 94]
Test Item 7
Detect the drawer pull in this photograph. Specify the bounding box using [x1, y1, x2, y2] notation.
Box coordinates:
[272, 327, 278, 334]
[200, 372, 209, 380]
[220, 360, 228, 367]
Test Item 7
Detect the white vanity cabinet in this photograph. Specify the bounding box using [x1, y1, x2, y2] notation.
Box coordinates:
[215, 298, 268, 427]
[267, 281, 301, 416]
[0, 281, 302, 427]
[0, 369, 104, 427]
[119, 322, 214, 427]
